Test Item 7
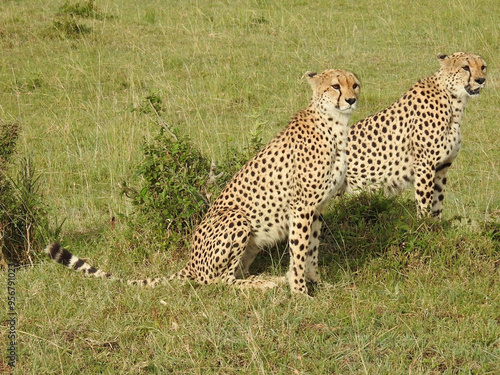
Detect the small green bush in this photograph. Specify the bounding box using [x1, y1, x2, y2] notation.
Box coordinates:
[121, 122, 241, 253]
[122, 95, 265, 251]
[123, 127, 217, 236]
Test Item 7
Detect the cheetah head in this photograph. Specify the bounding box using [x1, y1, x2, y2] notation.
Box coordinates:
[438, 52, 487, 98]
[306, 69, 361, 116]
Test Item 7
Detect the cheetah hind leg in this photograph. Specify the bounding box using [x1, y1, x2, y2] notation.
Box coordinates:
[226, 275, 279, 290]
[221, 238, 279, 290]
[234, 239, 261, 279]
[190, 208, 280, 291]
[233, 238, 287, 289]
[221, 248, 280, 290]
[247, 274, 288, 286]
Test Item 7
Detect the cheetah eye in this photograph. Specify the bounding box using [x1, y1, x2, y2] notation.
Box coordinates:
[462, 65, 470, 72]
[481, 65, 486, 71]
[353, 83, 359, 90]
[331, 84, 340, 90]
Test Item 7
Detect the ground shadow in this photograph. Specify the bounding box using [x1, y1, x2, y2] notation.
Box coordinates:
[249, 191, 437, 286]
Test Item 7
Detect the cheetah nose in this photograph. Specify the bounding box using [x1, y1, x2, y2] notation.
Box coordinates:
[346, 98, 357, 106]
[475, 78, 485, 85]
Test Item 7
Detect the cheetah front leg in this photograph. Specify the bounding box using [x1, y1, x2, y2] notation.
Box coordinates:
[413, 158, 435, 217]
[287, 209, 315, 294]
[431, 162, 452, 220]
[304, 212, 322, 284]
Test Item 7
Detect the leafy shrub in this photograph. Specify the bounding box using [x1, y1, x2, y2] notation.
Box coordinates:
[122, 94, 265, 251]
[121, 127, 232, 252]
[123, 127, 218, 236]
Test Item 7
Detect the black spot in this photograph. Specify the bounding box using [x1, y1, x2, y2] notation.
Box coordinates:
[57, 248, 74, 267]
[436, 163, 451, 172]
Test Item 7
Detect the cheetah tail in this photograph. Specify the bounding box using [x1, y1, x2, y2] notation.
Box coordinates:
[44, 242, 170, 287]
[45, 242, 119, 281]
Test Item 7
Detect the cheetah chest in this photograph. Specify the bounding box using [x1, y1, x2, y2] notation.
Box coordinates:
[304, 125, 349, 206]
[437, 121, 462, 166]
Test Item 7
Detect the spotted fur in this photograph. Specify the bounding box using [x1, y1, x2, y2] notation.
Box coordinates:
[343, 52, 486, 218]
[46, 69, 361, 295]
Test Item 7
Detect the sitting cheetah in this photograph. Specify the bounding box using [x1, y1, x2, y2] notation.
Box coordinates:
[343, 52, 486, 218]
[46, 69, 361, 295]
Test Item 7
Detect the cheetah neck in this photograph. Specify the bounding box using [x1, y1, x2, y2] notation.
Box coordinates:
[306, 104, 351, 135]
[296, 108, 349, 161]
[449, 90, 471, 125]
[431, 73, 469, 125]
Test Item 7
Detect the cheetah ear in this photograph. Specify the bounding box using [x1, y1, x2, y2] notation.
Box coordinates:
[305, 71, 320, 89]
[437, 53, 452, 68]
[437, 54, 450, 66]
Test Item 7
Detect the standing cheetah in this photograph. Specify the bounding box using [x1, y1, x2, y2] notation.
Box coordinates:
[46, 69, 361, 295]
[343, 52, 486, 218]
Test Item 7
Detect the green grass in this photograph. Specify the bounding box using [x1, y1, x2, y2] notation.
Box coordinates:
[0, 0, 499, 373]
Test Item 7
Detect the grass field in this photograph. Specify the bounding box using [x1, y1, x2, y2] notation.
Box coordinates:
[1, 0, 499, 373]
